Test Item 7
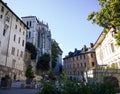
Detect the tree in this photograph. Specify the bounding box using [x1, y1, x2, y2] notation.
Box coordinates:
[59, 71, 66, 80]
[36, 53, 50, 71]
[48, 71, 55, 80]
[87, 0, 120, 45]
[25, 65, 34, 79]
[26, 42, 37, 59]
[51, 40, 60, 68]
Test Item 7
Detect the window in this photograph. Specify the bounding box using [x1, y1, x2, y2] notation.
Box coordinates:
[18, 37, 20, 43]
[3, 29, 6, 36]
[81, 63, 83, 67]
[84, 62, 86, 67]
[20, 51, 23, 57]
[6, 15, 10, 22]
[27, 21, 29, 27]
[16, 18, 18, 22]
[111, 43, 115, 52]
[1, 6, 4, 12]
[83, 54, 86, 59]
[12, 59, 16, 68]
[80, 55, 82, 59]
[22, 40, 24, 47]
[11, 47, 15, 55]
[92, 62, 95, 67]
[19, 28, 21, 32]
[29, 32, 31, 38]
[17, 49, 19, 56]
[76, 56, 78, 60]
[15, 25, 17, 29]
[30, 21, 31, 27]
[0, 15, 3, 19]
[26, 34, 28, 38]
[91, 53, 94, 58]
[0, 41, 1, 47]
[13, 34, 16, 41]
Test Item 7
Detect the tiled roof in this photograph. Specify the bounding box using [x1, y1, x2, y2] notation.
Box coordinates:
[63, 47, 94, 59]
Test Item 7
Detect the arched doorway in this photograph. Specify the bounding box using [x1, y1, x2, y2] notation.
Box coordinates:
[103, 76, 119, 88]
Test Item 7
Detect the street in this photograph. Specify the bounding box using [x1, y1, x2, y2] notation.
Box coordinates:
[0, 81, 38, 94]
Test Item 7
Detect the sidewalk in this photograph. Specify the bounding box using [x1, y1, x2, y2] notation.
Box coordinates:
[0, 81, 36, 94]
[0, 88, 35, 94]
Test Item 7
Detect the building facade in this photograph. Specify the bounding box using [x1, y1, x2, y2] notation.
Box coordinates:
[22, 16, 51, 60]
[94, 28, 120, 69]
[0, 1, 27, 80]
[63, 43, 97, 81]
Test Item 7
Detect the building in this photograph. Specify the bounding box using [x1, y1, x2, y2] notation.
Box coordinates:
[63, 43, 97, 81]
[0, 1, 28, 80]
[93, 28, 120, 86]
[94, 28, 120, 69]
[22, 16, 51, 60]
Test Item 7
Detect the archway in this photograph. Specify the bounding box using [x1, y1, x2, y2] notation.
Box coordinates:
[103, 76, 119, 88]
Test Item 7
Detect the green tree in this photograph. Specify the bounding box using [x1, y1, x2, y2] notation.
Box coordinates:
[59, 71, 66, 80]
[26, 42, 37, 59]
[25, 65, 34, 79]
[87, 0, 120, 45]
[51, 40, 60, 68]
[36, 53, 50, 71]
[48, 71, 55, 80]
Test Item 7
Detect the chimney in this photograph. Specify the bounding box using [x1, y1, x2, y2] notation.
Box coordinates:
[90, 43, 94, 48]
[82, 45, 86, 51]
[84, 45, 86, 49]
[75, 48, 77, 52]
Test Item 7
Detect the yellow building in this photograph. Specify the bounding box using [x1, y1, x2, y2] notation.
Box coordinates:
[63, 43, 97, 81]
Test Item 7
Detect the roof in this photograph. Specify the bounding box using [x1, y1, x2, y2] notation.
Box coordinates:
[22, 16, 49, 27]
[0, 0, 28, 29]
[93, 32, 107, 49]
[63, 47, 95, 60]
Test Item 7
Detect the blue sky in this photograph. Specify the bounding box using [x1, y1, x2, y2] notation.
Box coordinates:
[3, 0, 103, 58]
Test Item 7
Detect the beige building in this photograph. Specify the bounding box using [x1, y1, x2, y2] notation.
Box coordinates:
[0, 1, 28, 80]
[94, 28, 120, 69]
[92, 28, 120, 87]
[63, 43, 97, 81]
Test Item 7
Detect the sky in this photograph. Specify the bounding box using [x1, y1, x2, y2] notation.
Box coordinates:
[3, 0, 103, 58]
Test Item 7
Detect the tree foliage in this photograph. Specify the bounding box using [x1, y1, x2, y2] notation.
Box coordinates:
[26, 42, 37, 59]
[48, 71, 55, 80]
[39, 80, 116, 94]
[59, 71, 66, 80]
[25, 65, 34, 79]
[36, 53, 50, 71]
[87, 0, 120, 45]
[51, 40, 60, 68]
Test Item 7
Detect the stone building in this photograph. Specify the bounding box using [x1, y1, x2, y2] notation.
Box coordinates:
[94, 28, 120, 69]
[0, 1, 28, 80]
[63, 43, 97, 81]
[22, 16, 51, 60]
[93, 28, 120, 87]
